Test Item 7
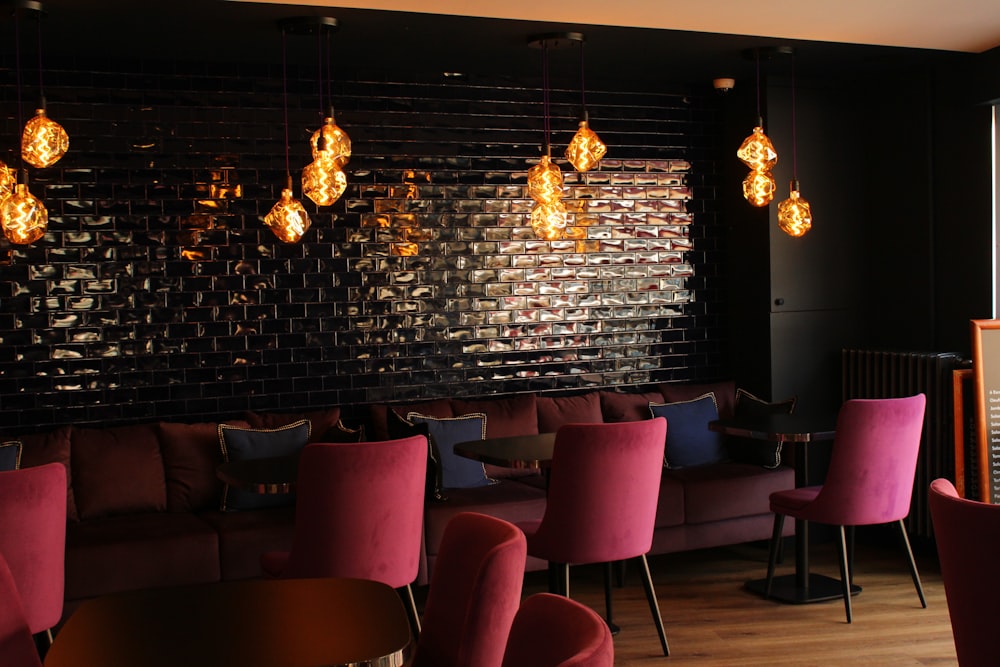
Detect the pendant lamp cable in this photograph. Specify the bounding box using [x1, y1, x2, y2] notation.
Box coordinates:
[754, 49, 762, 124]
[281, 27, 290, 180]
[578, 39, 586, 111]
[35, 10, 44, 105]
[790, 54, 797, 179]
[542, 41, 551, 149]
[316, 27, 324, 115]
[14, 10, 23, 165]
[326, 27, 333, 113]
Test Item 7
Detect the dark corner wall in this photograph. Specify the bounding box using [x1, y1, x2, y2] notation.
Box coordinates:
[0, 53, 730, 436]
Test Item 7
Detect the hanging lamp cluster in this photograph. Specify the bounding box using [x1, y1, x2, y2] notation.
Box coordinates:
[526, 32, 606, 241]
[1, 1, 67, 246]
[265, 16, 350, 244]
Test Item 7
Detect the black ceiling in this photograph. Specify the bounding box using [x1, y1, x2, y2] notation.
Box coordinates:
[5, 0, 974, 90]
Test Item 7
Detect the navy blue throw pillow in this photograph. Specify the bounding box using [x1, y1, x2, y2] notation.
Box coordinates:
[649, 393, 726, 468]
[0, 440, 22, 471]
[405, 413, 491, 489]
[218, 419, 311, 511]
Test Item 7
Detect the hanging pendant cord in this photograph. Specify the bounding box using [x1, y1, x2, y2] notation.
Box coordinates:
[542, 41, 551, 150]
[281, 28, 291, 180]
[326, 27, 334, 114]
[579, 39, 586, 111]
[755, 49, 761, 124]
[15, 10, 24, 169]
[316, 27, 324, 115]
[35, 11, 44, 104]
[790, 55, 798, 180]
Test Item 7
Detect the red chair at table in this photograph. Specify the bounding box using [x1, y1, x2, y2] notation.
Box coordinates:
[0, 462, 67, 644]
[765, 394, 927, 623]
[929, 477, 1000, 667]
[259, 436, 427, 634]
[514, 418, 670, 656]
[501, 592, 614, 667]
[411, 512, 527, 667]
[0, 552, 42, 667]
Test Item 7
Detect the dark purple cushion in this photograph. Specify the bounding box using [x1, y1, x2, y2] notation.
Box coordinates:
[158, 421, 248, 512]
[369, 399, 454, 441]
[665, 462, 795, 524]
[537, 392, 603, 432]
[659, 380, 737, 420]
[244, 407, 341, 443]
[599, 390, 663, 422]
[198, 507, 296, 581]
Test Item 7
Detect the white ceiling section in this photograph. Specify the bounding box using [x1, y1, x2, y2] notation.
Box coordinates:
[229, 0, 1000, 53]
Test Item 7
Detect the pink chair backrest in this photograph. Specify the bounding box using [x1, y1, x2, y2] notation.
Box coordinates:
[929, 477, 1000, 667]
[0, 553, 42, 667]
[0, 462, 67, 634]
[280, 436, 427, 587]
[413, 512, 527, 667]
[531, 418, 667, 564]
[805, 394, 925, 526]
[501, 593, 614, 667]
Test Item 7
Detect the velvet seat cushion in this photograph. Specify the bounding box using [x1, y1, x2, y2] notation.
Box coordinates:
[536, 392, 603, 433]
[666, 462, 795, 524]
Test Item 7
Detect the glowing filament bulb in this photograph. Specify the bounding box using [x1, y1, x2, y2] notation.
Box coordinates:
[737, 126, 778, 171]
[302, 156, 348, 207]
[742, 170, 777, 207]
[527, 154, 564, 204]
[565, 119, 607, 172]
[0, 162, 15, 202]
[310, 116, 351, 167]
[22, 108, 69, 169]
[1, 182, 48, 245]
[777, 181, 813, 237]
[264, 187, 311, 243]
[530, 199, 568, 241]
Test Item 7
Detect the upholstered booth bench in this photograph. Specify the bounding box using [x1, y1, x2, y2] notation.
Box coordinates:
[7, 379, 795, 624]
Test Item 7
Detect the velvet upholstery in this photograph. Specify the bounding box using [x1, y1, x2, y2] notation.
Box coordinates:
[259, 436, 428, 630]
[72, 423, 167, 520]
[412, 512, 527, 667]
[406, 413, 491, 489]
[16, 426, 77, 521]
[929, 478, 1000, 667]
[218, 420, 311, 511]
[516, 419, 671, 656]
[158, 420, 237, 512]
[501, 593, 614, 667]
[0, 553, 42, 667]
[650, 393, 726, 468]
[243, 407, 344, 442]
[537, 392, 603, 433]
[198, 507, 295, 581]
[659, 380, 737, 420]
[369, 398, 454, 441]
[766, 394, 928, 623]
[0, 463, 67, 636]
[451, 395, 540, 479]
[598, 390, 664, 423]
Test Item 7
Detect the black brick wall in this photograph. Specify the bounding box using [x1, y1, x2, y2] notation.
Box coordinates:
[0, 58, 728, 435]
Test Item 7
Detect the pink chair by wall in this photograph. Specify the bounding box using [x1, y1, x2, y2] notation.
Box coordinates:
[0, 462, 68, 643]
[515, 418, 670, 656]
[501, 592, 614, 667]
[0, 552, 42, 667]
[765, 394, 928, 623]
[411, 512, 527, 667]
[929, 477, 1000, 667]
[259, 436, 427, 633]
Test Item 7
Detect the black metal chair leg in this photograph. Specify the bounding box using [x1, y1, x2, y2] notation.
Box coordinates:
[561, 562, 570, 599]
[765, 513, 785, 598]
[402, 583, 421, 637]
[846, 525, 856, 587]
[836, 525, 852, 623]
[897, 519, 927, 608]
[602, 562, 620, 635]
[637, 553, 669, 657]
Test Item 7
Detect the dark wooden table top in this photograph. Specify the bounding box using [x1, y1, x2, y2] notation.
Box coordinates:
[216, 454, 299, 494]
[44, 577, 413, 667]
[709, 413, 836, 443]
[454, 432, 556, 470]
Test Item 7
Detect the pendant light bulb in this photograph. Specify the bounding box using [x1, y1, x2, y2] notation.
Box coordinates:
[777, 180, 812, 237]
[530, 199, 568, 241]
[302, 156, 347, 207]
[527, 152, 564, 205]
[265, 178, 311, 243]
[565, 117, 606, 172]
[737, 125, 777, 171]
[0, 161, 16, 202]
[1, 171, 48, 245]
[310, 112, 351, 167]
[742, 169, 777, 207]
[22, 101, 69, 169]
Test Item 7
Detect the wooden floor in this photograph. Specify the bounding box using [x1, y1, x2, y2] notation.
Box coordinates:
[516, 537, 957, 666]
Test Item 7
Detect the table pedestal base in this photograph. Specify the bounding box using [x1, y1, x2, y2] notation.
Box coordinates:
[745, 573, 861, 604]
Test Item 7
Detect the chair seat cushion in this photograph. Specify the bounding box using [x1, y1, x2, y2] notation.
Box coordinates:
[666, 462, 795, 524]
[65, 513, 220, 601]
[199, 507, 296, 581]
[769, 485, 821, 516]
[654, 474, 686, 528]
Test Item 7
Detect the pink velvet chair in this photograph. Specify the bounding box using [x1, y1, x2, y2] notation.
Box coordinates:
[515, 418, 670, 656]
[0, 552, 42, 667]
[259, 436, 427, 633]
[765, 394, 927, 623]
[501, 593, 614, 667]
[0, 462, 67, 643]
[929, 477, 1000, 667]
[411, 512, 527, 667]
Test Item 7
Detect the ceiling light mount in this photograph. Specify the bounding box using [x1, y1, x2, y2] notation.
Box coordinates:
[277, 15, 338, 35]
[741, 45, 796, 61]
[527, 32, 584, 50]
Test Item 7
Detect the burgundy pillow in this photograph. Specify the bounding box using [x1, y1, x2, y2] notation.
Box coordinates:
[659, 380, 737, 420]
[158, 420, 248, 512]
[537, 392, 603, 433]
[244, 407, 341, 443]
[17, 425, 78, 522]
[599, 390, 664, 423]
[369, 399, 454, 441]
[451, 394, 539, 438]
[71, 423, 167, 520]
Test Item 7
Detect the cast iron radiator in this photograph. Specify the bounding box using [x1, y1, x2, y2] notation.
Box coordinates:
[841, 348, 962, 539]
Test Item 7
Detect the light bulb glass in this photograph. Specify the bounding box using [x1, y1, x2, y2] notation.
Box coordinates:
[310, 116, 351, 167]
[778, 185, 813, 237]
[22, 108, 69, 169]
[565, 120, 607, 172]
[264, 188, 311, 243]
[0, 162, 15, 202]
[302, 158, 348, 207]
[527, 154, 564, 204]
[1, 182, 48, 245]
[736, 126, 777, 171]
[530, 199, 568, 241]
[742, 170, 776, 207]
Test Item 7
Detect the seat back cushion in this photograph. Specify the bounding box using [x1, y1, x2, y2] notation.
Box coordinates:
[599, 390, 664, 423]
[536, 392, 603, 433]
[159, 420, 247, 512]
[16, 426, 78, 521]
[649, 394, 727, 468]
